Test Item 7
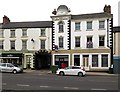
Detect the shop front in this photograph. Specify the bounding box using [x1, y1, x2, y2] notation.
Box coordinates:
[0, 53, 23, 66]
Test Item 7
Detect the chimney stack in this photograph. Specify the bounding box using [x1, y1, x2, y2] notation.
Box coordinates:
[3, 15, 10, 24]
[103, 5, 111, 14]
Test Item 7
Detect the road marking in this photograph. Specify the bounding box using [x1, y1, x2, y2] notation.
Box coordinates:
[64, 87, 79, 90]
[40, 86, 49, 88]
[2, 83, 6, 85]
[91, 88, 107, 90]
[17, 84, 30, 87]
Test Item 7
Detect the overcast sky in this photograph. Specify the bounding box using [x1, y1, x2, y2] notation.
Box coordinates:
[0, 0, 119, 26]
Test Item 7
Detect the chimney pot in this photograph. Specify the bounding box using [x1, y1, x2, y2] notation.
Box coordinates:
[3, 15, 10, 24]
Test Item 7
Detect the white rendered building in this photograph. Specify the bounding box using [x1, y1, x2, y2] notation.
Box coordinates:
[0, 5, 113, 71]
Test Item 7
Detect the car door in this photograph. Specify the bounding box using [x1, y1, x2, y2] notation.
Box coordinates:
[64, 67, 73, 75]
[6, 63, 14, 72]
[1, 63, 7, 72]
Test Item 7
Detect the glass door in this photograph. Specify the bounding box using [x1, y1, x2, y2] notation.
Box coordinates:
[83, 55, 89, 70]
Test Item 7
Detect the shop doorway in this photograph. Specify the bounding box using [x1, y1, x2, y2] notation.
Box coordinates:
[83, 55, 89, 70]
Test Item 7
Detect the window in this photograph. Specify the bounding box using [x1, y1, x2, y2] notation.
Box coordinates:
[87, 21, 92, 30]
[99, 36, 105, 46]
[74, 55, 80, 66]
[0, 40, 3, 49]
[41, 29, 46, 36]
[75, 22, 80, 30]
[11, 40, 15, 49]
[75, 37, 80, 47]
[22, 40, 27, 50]
[59, 37, 63, 48]
[92, 55, 98, 67]
[99, 20, 105, 29]
[10, 30, 15, 38]
[101, 55, 108, 67]
[41, 40, 45, 49]
[0, 30, 4, 38]
[58, 21, 64, 32]
[87, 36, 93, 48]
[22, 29, 27, 37]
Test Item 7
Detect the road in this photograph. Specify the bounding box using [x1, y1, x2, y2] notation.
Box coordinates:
[1, 71, 118, 91]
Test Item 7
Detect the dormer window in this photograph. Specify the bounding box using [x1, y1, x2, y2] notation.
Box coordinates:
[58, 21, 64, 32]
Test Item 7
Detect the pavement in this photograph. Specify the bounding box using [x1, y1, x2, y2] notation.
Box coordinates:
[23, 69, 119, 76]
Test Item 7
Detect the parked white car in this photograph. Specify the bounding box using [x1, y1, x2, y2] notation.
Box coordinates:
[56, 66, 86, 77]
[0, 63, 23, 74]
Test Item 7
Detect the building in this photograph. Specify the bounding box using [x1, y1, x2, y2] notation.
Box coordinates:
[0, 5, 113, 71]
[0, 16, 52, 69]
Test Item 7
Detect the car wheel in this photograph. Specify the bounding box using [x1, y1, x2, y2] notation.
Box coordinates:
[78, 72, 83, 77]
[13, 70, 17, 74]
[59, 71, 64, 76]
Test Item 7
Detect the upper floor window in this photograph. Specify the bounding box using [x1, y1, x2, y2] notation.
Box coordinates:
[0, 40, 3, 49]
[0, 30, 4, 38]
[99, 20, 105, 29]
[11, 40, 15, 49]
[41, 40, 45, 49]
[75, 22, 81, 30]
[87, 36, 93, 48]
[22, 40, 27, 50]
[10, 30, 15, 38]
[99, 36, 105, 46]
[87, 21, 92, 30]
[59, 36, 63, 48]
[41, 29, 46, 36]
[58, 21, 64, 32]
[22, 29, 27, 37]
[75, 37, 80, 47]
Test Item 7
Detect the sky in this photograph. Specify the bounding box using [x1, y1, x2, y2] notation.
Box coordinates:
[0, 0, 119, 26]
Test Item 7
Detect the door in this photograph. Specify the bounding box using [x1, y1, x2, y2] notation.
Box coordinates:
[83, 55, 89, 70]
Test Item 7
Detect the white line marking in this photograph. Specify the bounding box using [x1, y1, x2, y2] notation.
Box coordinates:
[17, 84, 30, 87]
[40, 86, 49, 88]
[64, 87, 79, 90]
[91, 88, 107, 90]
[2, 83, 6, 85]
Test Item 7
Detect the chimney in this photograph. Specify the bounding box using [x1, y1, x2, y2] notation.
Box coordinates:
[3, 15, 10, 24]
[103, 5, 111, 14]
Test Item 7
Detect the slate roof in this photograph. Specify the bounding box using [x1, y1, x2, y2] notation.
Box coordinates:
[1, 21, 52, 29]
[71, 12, 113, 20]
[113, 26, 120, 32]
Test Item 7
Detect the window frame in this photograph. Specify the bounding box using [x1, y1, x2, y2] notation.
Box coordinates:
[75, 22, 81, 31]
[22, 40, 27, 50]
[75, 37, 80, 47]
[10, 30, 15, 38]
[40, 40, 45, 49]
[41, 29, 46, 36]
[58, 21, 64, 33]
[10, 40, 15, 50]
[22, 29, 27, 37]
[99, 20, 105, 29]
[99, 36, 105, 47]
[87, 21, 92, 30]
[59, 36, 63, 48]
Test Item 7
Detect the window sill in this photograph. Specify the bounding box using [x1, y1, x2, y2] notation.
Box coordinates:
[86, 29, 93, 31]
[75, 30, 81, 31]
[98, 28, 106, 30]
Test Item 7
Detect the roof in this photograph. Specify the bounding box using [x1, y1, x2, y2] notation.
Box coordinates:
[1, 21, 52, 29]
[113, 26, 120, 32]
[71, 12, 113, 20]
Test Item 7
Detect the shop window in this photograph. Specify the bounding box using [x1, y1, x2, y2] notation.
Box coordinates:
[92, 55, 98, 67]
[74, 55, 80, 66]
[101, 55, 108, 67]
